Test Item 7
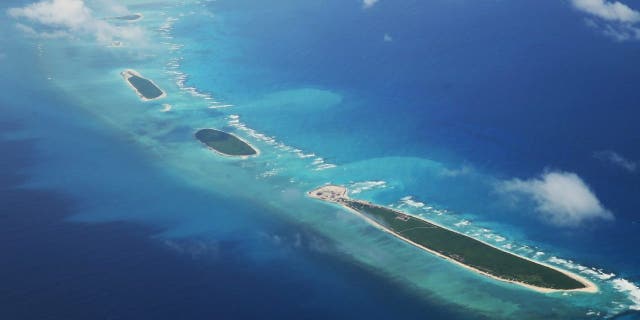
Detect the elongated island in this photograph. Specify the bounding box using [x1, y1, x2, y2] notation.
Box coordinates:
[308, 185, 597, 293]
[121, 69, 166, 101]
[195, 128, 258, 158]
[111, 13, 143, 21]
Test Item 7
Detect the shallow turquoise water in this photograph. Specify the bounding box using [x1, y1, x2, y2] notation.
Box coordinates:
[2, 0, 640, 318]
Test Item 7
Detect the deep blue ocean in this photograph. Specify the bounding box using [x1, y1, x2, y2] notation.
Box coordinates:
[1, 0, 640, 319]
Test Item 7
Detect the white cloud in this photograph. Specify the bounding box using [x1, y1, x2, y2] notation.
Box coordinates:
[570, 0, 640, 40]
[7, 0, 144, 45]
[440, 165, 473, 177]
[594, 150, 637, 172]
[92, 0, 129, 16]
[8, 0, 91, 28]
[571, 0, 640, 22]
[600, 21, 640, 40]
[16, 22, 71, 39]
[363, 0, 379, 9]
[498, 171, 613, 226]
[383, 33, 393, 42]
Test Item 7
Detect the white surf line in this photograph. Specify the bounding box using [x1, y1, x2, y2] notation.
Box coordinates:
[392, 195, 640, 306]
[227, 115, 336, 171]
[158, 15, 223, 105]
[152, 10, 339, 170]
[348, 180, 387, 194]
[154, 9, 340, 172]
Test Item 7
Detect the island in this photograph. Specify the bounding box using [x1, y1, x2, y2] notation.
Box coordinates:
[195, 128, 258, 158]
[121, 69, 166, 101]
[110, 13, 143, 21]
[308, 185, 598, 293]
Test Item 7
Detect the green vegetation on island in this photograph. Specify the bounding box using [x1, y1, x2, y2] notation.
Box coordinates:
[111, 13, 143, 21]
[195, 129, 257, 157]
[124, 73, 164, 100]
[344, 200, 587, 291]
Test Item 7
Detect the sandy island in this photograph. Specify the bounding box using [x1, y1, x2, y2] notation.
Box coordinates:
[121, 69, 167, 101]
[195, 128, 260, 159]
[308, 185, 598, 294]
[109, 13, 144, 22]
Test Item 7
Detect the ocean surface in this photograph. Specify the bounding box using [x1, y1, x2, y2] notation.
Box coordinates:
[1, 0, 640, 319]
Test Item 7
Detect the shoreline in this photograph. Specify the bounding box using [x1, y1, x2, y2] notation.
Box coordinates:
[195, 128, 260, 159]
[307, 185, 598, 294]
[121, 69, 167, 101]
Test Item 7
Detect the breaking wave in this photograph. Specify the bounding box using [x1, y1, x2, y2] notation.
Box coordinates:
[348, 180, 387, 194]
